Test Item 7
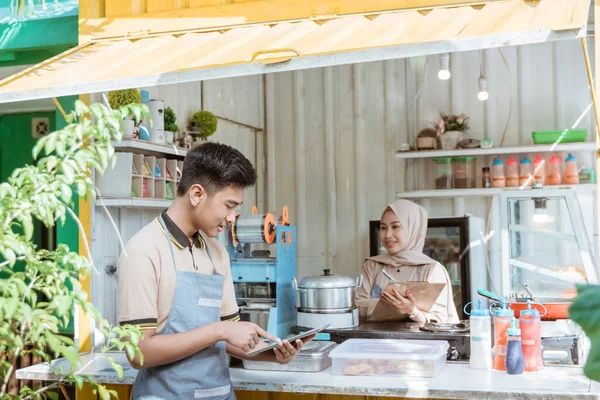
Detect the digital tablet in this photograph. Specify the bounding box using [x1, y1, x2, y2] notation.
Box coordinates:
[245, 324, 330, 356]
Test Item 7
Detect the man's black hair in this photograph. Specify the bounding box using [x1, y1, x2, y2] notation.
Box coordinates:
[177, 142, 257, 196]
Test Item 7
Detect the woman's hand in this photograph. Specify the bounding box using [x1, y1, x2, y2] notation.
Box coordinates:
[382, 289, 424, 321]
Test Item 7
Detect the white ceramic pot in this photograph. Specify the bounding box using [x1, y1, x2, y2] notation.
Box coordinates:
[439, 130, 464, 150]
[120, 119, 135, 139]
[165, 131, 174, 145]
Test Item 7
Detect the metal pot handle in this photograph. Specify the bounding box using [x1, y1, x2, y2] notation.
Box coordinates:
[291, 278, 307, 292]
[356, 274, 363, 287]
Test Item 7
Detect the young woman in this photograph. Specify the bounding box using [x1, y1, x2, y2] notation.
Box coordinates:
[355, 199, 459, 323]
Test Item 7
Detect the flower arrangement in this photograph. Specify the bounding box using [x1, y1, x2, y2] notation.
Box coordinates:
[433, 112, 470, 135]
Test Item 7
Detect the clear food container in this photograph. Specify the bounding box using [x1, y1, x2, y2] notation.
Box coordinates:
[452, 156, 476, 188]
[434, 157, 453, 189]
[329, 339, 449, 378]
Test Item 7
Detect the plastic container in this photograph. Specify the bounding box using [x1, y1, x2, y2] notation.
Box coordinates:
[482, 167, 491, 188]
[491, 301, 514, 371]
[533, 155, 547, 185]
[519, 301, 544, 372]
[519, 156, 534, 187]
[466, 300, 492, 370]
[505, 157, 519, 187]
[532, 129, 587, 144]
[434, 157, 453, 189]
[453, 156, 476, 189]
[491, 157, 506, 188]
[505, 318, 525, 375]
[565, 153, 579, 184]
[547, 154, 562, 185]
[579, 168, 596, 184]
[330, 339, 449, 377]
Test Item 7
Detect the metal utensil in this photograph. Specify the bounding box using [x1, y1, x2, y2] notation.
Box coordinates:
[523, 283, 535, 300]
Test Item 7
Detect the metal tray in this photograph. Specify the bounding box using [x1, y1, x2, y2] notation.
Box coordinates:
[242, 341, 336, 372]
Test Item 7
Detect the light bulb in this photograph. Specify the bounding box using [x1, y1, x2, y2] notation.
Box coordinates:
[438, 53, 451, 80]
[478, 76, 489, 101]
[438, 69, 451, 80]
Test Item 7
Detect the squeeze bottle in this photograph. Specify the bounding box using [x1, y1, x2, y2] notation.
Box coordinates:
[505, 318, 525, 375]
[492, 301, 514, 371]
[520, 300, 544, 371]
[467, 300, 492, 370]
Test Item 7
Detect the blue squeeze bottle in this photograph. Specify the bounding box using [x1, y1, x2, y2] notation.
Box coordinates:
[505, 317, 525, 375]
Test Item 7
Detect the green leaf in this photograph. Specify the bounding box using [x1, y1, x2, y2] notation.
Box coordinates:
[73, 374, 84, 390]
[32, 137, 47, 159]
[61, 162, 75, 182]
[110, 360, 124, 379]
[20, 214, 34, 240]
[124, 343, 135, 360]
[46, 391, 59, 400]
[60, 184, 73, 204]
[97, 385, 110, 400]
[569, 284, 600, 382]
[61, 346, 80, 372]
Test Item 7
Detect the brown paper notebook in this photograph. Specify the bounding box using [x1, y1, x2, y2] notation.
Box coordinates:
[369, 282, 446, 322]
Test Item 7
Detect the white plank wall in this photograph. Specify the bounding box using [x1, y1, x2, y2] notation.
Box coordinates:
[89, 38, 598, 324]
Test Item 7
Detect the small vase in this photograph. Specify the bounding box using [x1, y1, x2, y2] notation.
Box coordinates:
[439, 130, 464, 150]
[121, 119, 135, 139]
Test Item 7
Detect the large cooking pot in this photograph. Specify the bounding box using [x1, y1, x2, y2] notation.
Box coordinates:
[292, 269, 362, 310]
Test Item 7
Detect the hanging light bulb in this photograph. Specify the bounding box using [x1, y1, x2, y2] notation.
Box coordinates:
[438, 53, 451, 80]
[478, 76, 489, 101]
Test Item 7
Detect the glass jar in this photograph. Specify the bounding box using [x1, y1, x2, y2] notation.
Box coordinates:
[434, 157, 453, 189]
[453, 156, 476, 188]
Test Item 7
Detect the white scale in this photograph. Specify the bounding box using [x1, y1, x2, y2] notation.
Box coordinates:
[296, 309, 359, 329]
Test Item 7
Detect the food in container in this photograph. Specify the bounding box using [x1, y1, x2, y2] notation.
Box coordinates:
[519, 156, 534, 186]
[491, 157, 506, 188]
[330, 339, 449, 378]
[533, 155, 546, 185]
[434, 157, 453, 189]
[564, 153, 579, 184]
[452, 156, 476, 188]
[505, 156, 519, 187]
[547, 154, 562, 185]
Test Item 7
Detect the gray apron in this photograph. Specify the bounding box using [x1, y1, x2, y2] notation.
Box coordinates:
[133, 216, 235, 400]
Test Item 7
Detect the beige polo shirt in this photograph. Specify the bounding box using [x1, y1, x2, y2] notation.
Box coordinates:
[118, 211, 239, 333]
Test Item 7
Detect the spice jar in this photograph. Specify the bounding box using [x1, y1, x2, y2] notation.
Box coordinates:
[434, 157, 453, 189]
[482, 167, 491, 188]
[452, 156, 476, 188]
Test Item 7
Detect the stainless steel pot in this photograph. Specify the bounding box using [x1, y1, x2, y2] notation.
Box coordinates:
[292, 269, 362, 310]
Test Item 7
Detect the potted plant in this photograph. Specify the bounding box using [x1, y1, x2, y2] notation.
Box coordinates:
[108, 89, 142, 139]
[569, 284, 600, 382]
[188, 110, 218, 146]
[433, 112, 470, 150]
[0, 100, 145, 399]
[164, 106, 179, 145]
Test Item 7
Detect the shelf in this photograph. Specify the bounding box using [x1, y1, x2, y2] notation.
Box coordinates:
[395, 142, 596, 159]
[95, 197, 173, 209]
[509, 224, 576, 241]
[509, 259, 587, 285]
[396, 184, 597, 199]
[112, 139, 187, 158]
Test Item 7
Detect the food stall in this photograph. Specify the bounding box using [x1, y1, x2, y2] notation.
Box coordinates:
[1, 0, 600, 399]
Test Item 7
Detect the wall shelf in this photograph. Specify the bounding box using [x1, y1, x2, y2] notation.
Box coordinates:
[395, 142, 596, 160]
[95, 197, 173, 209]
[396, 184, 597, 199]
[112, 139, 187, 158]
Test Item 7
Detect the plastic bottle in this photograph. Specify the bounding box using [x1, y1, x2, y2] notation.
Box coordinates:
[547, 154, 562, 185]
[519, 156, 534, 187]
[467, 300, 492, 370]
[505, 318, 525, 375]
[491, 157, 506, 188]
[492, 301, 515, 371]
[520, 300, 544, 371]
[505, 157, 519, 187]
[533, 155, 547, 185]
[565, 153, 579, 184]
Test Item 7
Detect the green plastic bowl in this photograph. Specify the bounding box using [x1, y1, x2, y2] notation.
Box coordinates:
[532, 129, 587, 144]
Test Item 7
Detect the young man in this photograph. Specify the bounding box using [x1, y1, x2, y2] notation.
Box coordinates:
[118, 142, 309, 400]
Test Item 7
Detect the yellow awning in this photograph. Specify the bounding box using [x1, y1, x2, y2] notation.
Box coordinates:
[0, 0, 589, 103]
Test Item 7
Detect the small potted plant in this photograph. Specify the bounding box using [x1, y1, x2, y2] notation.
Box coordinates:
[164, 106, 179, 145]
[433, 112, 470, 150]
[188, 110, 218, 147]
[108, 89, 142, 139]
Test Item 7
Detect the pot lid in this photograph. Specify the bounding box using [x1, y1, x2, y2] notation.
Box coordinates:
[298, 269, 358, 288]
